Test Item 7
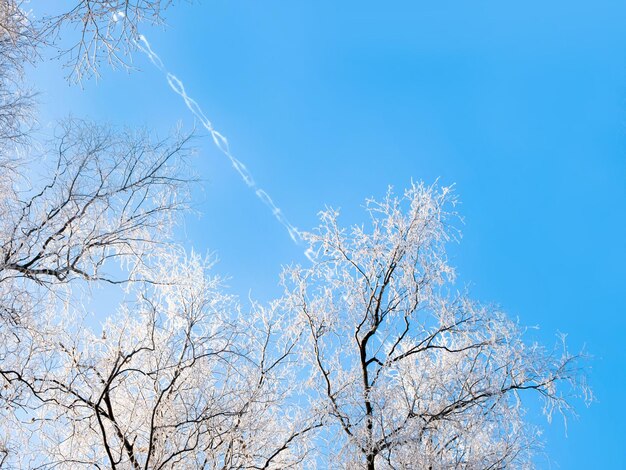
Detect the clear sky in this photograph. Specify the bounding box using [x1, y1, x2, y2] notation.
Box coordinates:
[31, 1, 626, 467]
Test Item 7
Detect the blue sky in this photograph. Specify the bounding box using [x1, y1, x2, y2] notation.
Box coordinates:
[31, 1, 626, 467]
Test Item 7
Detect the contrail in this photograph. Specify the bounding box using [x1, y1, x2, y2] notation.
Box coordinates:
[133, 32, 303, 246]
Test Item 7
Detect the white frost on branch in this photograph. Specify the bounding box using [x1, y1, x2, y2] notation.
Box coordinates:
[281, 182, 590, 469]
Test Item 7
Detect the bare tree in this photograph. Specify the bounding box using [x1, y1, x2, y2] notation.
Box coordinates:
[0, 2, 322, 467]
[282, 183, 589, 469]
[42, 0, 176, 82]
[0, 123, 591, 470]
[0, 0, 181, 163]
[0, 118, 193, 427]
[1, 120, 192, 286]
[0, 3, 591, 468]
[0, 117, 323, 467]
[0, 1, 36, 146]
[1, 251, 317, 469]
[0, 1, 177, 84]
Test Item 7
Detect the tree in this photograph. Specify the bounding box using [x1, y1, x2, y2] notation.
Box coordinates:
[43, 0, 175, 82]
[1, 2, 320, 468]
[0, 1, 35, 148]
[0, 0, 187, 412]
[0, 2, 589, 468]
[0, 118, 192, 338]
[3, 0, 174, 82]
[2, 250, 316, 469]
[282, 183, 588, 469]
[0, 119, 191, 463]
[0, 121, 318, 467]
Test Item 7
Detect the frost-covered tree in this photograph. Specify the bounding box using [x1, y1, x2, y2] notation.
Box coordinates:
[0, 1, 35, 148]
[0, 118, 192, 335]
[0, 2, 321, 467]
[2, 250, 317, 469]
[3, 0, 176, 82]
[0, 2, 590, 468]
[282, 183, 588, 469]
[0, 0, 323, 467]
[0, 0, 191, 423]
[0, 122, 319, 466]
[0, 119, 192, 462]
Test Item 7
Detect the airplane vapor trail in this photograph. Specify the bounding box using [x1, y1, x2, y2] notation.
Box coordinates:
[134, 33, 303, 246]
